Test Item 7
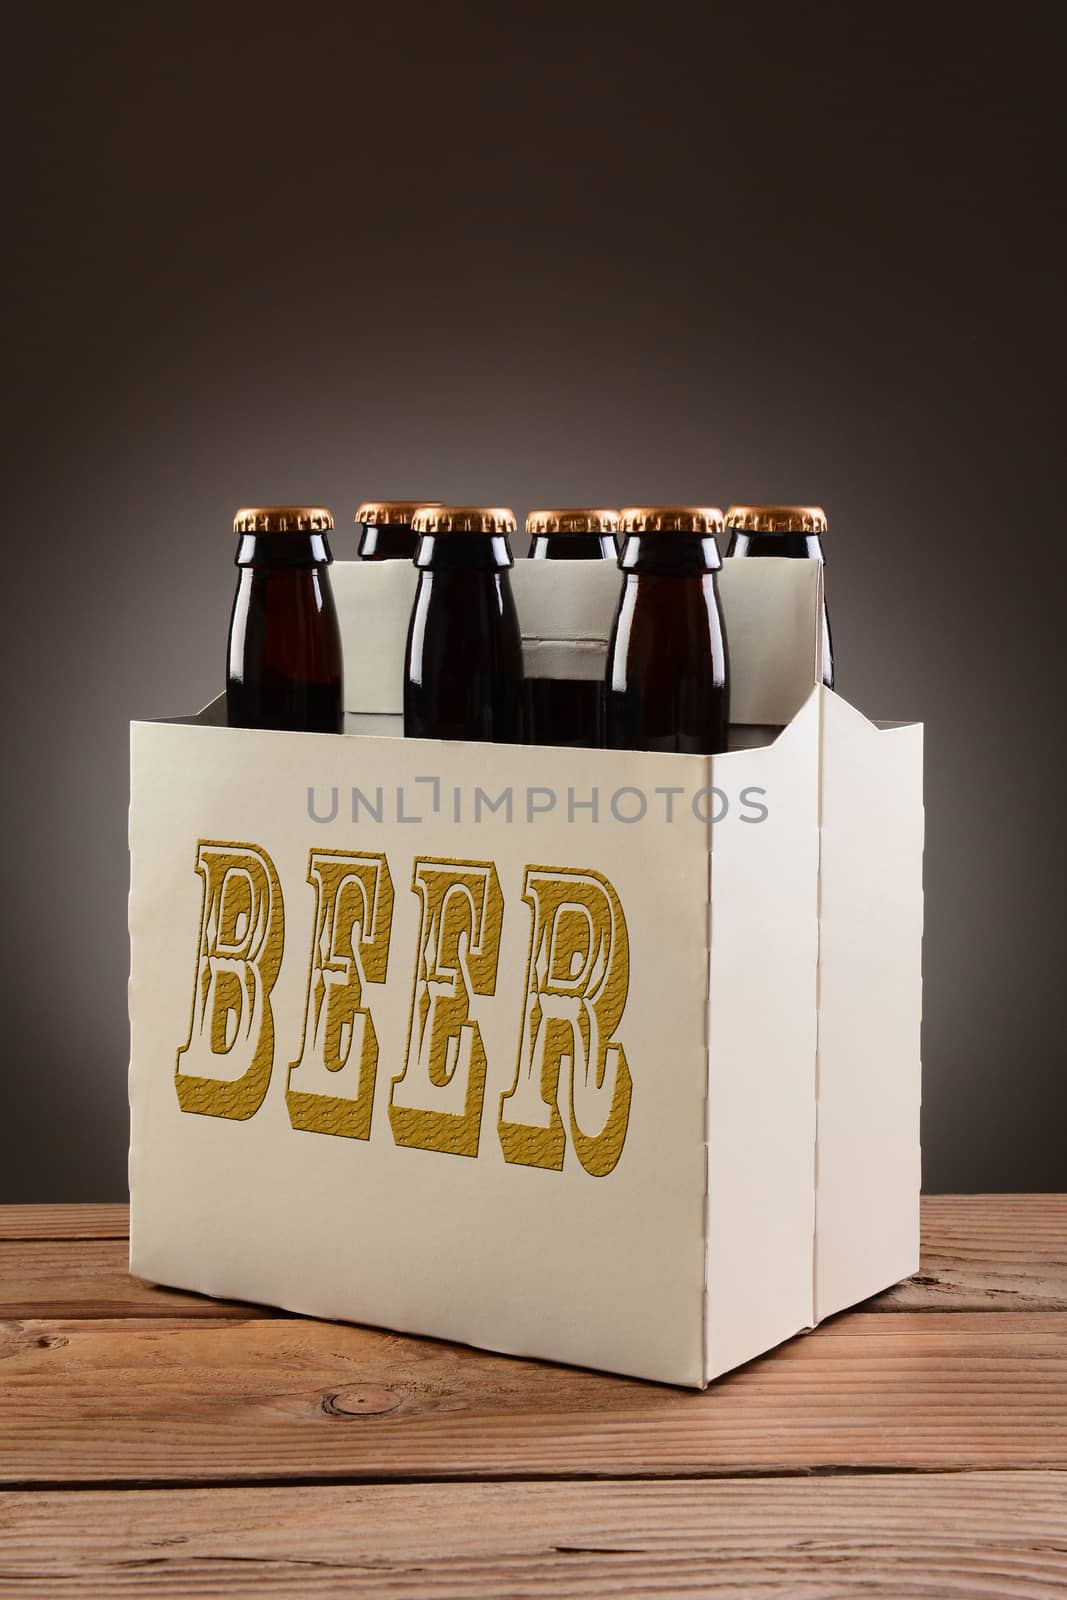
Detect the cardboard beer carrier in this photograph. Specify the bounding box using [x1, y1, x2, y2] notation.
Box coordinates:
[128, 557, 923, 1387]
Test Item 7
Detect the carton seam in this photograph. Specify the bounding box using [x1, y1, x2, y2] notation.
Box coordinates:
[811, 684, 825, 1332]
[701, 754, 714, 1388]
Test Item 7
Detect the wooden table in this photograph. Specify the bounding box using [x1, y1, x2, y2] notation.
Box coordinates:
[0, 1196, 1064, 1596]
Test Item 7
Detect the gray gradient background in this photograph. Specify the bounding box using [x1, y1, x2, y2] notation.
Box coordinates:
[2, 4, 1064, 1200]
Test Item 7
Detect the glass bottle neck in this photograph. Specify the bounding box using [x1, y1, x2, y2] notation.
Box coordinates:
[358, 522, 419, 560]
[618, 533, 722, 575]
[235, 530, 334, 568]
[529, 533, 617, 560]
[726, 531, 826, 561]
[415, 533, 515, 571]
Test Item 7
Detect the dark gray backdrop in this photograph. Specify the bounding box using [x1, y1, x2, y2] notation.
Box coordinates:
[3, 3, 1064, 1200]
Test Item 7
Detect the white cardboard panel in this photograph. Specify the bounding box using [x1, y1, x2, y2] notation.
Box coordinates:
[705, 693, 821, 1380]
[130, 725, 713, 1385]
[814, 690, 924, 1319]
[332, 561, 417, 715]
[522, 639, 607, 681]
[717, 559, 823, 727]
[510, 560, 617, 644]
[331, 557, 822, 727]
[162, 692, 227, 727]
[344, 712, 403, 738]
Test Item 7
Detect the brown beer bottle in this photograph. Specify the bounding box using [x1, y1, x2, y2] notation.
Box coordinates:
[404, 506, 524, 743]
[226, 506, 343, 734]
[724, 505, 834, 688]
[605, 507, 729, 755]
[356, 500, 441, 560]
[525, 507, 619, 748]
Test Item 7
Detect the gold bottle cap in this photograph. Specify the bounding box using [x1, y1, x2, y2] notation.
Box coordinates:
[618, 506, 723, 534]
[355, 500, 442, 527]
[234, 506, 333, 533]
[412, 505, 517, 535]
[725, 505, 827, 534]
[526, 508, 620, 536]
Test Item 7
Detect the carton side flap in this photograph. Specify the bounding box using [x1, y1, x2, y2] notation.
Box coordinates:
[820, 688, 923, 741]
[703, 705, 821, 1381]
[814, 685, 924, 1320]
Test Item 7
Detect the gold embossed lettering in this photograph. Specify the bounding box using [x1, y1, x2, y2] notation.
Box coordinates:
[499, 866, 632, 1176]
[389, 857, 504, 1157]
[175, 841, 285, 1120]
[286, 850, 394, 1139]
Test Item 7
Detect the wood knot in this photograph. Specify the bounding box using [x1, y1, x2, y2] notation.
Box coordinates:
[321, 1384, 404, 1417]
[0, 1326, 67, 1360]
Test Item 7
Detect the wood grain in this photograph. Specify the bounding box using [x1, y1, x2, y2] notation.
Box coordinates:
[871, 1194, 1067, 1312]
[0, 1204, 129, 1240]
[2, 1474, 1065, 1598]
[0, 1240, 277, 1321]
[2, 1195, 1063, 1323]
[2, 1310, 1065, 1485]
[2, 1199, 1066, 1596]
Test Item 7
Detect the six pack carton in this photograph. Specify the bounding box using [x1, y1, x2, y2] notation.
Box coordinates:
[129, 558, 923, 1386]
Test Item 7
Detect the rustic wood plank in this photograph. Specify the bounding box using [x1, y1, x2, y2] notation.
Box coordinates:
[2, 1311, 1065, 1485]
[0, 1241, 278, 1321]
[871, 1194, 1067, 1312]
[0, 1204, 129, 1241]
[1, 1473, 1065, 1597]
[1, 1195, 1064, 1323]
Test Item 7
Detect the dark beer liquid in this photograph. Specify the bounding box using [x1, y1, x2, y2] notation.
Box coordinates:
[527, 677, 605, 748]
[526, 528, 615, 747]
[726, 528, 834, 689]
[358, 520, 419, 560]
[227, 528, 343, 733]
[605, 532, 729, 755]
[404, 532, 524, 743]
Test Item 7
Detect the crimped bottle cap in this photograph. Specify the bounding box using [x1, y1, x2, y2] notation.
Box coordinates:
[618, 506, 723, 534]
[412, 505, 517, 535]
[725, 505, 827, 533]
[526, 508, 619, 536]
[233, 506, 333, 533]
[355, 501, 441, 527]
